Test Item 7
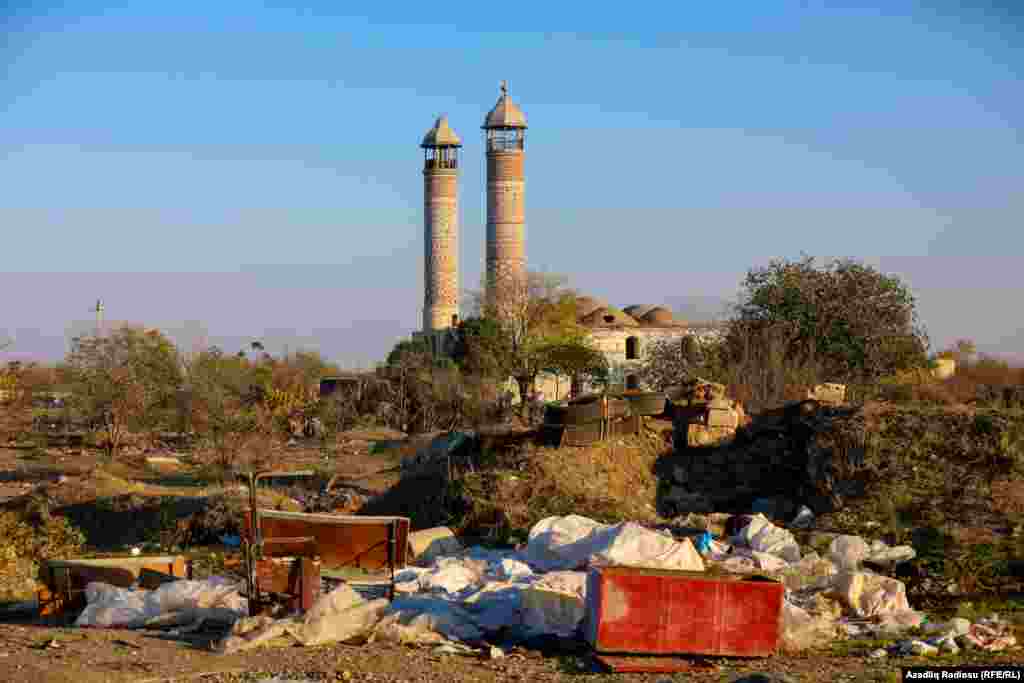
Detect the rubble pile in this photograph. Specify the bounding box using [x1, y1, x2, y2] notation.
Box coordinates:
[670, 379, 745, 448]
[66, 511, 1019, 661]
[666, 398, 867, 516]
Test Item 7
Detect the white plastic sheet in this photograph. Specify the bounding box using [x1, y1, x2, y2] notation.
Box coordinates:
[525, 516, 704, 573]
[75, 577, 247, 629]
[216, 584, 389, 653]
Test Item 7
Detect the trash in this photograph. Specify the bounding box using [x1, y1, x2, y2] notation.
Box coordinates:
[936, 635, 960, 654]
[790, 506, 815, 529]
[377, 595, 483, 643]
[924, 616, 971, 639]
[525, 515, 704, 573]
[408, 527, 464, 566]
[521, 572, 587, 639]
[417, 557, 486, 595]
[864, 541, 915, 569]
[219, 534, 242, 547]
[829, 571, 913, 618]
[868, 648, 888, 659]
[488, 645, 505, 659]
[75, 576, 247, 629]
[828, 535, 869, 571]
[907, 640, 938, 656]
[779, 552, 837, 591]
[962, 615, 1018, 651]
[871, 609, 925, 635]
[693, 531, 713, 554]
[732, 514, 801, 563]
[491, 558, 533, 582]
[216, 584, 389, 653]
[779, 598, 840, 652]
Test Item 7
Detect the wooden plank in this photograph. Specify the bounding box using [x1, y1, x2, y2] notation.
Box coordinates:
[244, 511, 408, 571]
[262, 536, 317, 558]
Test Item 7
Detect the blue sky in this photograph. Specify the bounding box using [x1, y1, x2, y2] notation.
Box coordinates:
[1, 1, 1021, 366]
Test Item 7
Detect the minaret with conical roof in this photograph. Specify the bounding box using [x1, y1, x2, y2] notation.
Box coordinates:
[482, 81, 527, 314]
[421, 115, 462, 332]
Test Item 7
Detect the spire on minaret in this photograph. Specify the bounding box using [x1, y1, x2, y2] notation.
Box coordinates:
[500, 80, 508, 97]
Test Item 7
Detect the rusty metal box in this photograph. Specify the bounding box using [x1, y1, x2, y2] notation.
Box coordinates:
[584, 566, 783, 657]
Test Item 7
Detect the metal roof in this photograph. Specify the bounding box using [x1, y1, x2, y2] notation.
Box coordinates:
[482, 81, 528, 129]
[421, 115, 463, 148]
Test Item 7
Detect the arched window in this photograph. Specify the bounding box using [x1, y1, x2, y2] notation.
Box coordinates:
[625, 336, 640, 360]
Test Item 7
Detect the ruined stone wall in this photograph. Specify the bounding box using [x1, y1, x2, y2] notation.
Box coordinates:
[486, 151, 525, 312]
[423, 168, 459, 331]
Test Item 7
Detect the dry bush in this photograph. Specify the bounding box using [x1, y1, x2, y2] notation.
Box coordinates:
[992, 478, 1024, 519]
[0, 509, 85, 572]
[453, 437, 661, 536]
[943, 360, 1024, 404]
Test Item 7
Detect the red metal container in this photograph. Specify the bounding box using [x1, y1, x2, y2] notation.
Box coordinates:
[584, 566, 783, 657]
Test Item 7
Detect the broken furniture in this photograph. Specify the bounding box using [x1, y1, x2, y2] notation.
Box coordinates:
[585, 566, 783, 670]
[37, 555, 191, 624]
[241, 471, 323, 617]
[242, 473, 409, 608]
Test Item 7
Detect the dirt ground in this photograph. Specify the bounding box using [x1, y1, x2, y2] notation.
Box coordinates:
[2, 419, 1024, 682]
[0, 622, 1020, 683]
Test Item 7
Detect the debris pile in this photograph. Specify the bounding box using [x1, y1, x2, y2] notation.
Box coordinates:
[64, 511, 1018, 661]
[670, 379, 746, 448]
[665, 400, 867, 516]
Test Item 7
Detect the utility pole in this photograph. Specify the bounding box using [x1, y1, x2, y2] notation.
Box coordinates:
[92, 299, 104, 337]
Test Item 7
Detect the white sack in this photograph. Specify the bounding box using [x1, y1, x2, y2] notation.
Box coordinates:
[830, 571, 912, 618]
[828, 535, 869, 571]
[75, 583, 151, 628]
[525, 516, 704, 572]
[733, 514, 800, 563]
[75, 577, 247, 629]
[380, 595, 483, 642]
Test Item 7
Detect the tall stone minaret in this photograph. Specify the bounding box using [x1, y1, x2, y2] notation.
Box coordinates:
[483, 81, 527, 314]
[421, 115, 462, 332]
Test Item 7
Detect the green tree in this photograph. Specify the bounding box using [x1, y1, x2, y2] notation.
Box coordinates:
[185, 347, 262, 475]
[65, 325, 183, 457]
[467, 271, 589, 413]
[730, 256, 928, 383]
[540, 336, 608, 397]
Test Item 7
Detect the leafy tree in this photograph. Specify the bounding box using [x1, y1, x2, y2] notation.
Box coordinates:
[729, 256, 928, 383]
[540, 336, 608, 397]
[466, 271, 589, 413]
[64, 326, 182, 457]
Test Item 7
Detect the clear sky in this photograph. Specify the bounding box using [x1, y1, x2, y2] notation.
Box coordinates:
[1, 1, 1022, 367]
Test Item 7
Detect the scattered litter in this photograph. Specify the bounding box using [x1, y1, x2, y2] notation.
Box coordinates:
[731, 514, 800, 563]
[790, 505, 815, 529]
[408, 527, 464, 565]
[693, 531, 713, 554]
